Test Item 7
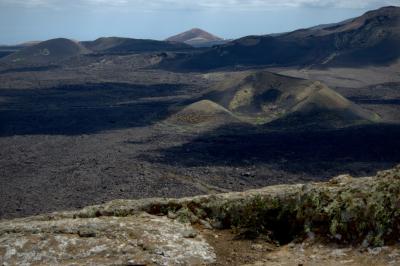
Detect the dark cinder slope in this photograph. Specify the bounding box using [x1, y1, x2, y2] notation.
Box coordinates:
[165, 99, 240, 128]
[82, 37, 192, 54]
[0, 41, 40, 59]
[202, 71, 380, 127]
[1, 38, 88, 65]
[166, 28, 226, 47]
[171, 6, 400, 70]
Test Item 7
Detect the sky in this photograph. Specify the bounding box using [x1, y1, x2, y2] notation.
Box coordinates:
[0, 0, 399, 44]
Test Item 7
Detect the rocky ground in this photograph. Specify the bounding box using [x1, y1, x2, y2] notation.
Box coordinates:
[1, 165, 399, 265]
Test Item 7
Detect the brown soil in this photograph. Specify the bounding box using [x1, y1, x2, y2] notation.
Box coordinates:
[199, 227, 400, 266]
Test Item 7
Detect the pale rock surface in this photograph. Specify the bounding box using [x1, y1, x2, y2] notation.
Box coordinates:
[0, 213, 215, 265]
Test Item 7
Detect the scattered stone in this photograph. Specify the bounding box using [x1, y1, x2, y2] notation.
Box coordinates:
[251, 244, 264, 251]
[182, 228, 197, 238]
[330, 174, 352, 185]
[368, 247, 382, 255]
[340, 259, 354, 264]
[176, 207, 198, 223]
[167, 211, 178, 219]
[388, 251, 399, 259]
[335, 234, 342, 240]
[307, 231, 316, 240]
[330, 249, 347, 258]
[210, 220, 224, 229]
[78, 228, 97, 237]
[199, 219, 213, 229]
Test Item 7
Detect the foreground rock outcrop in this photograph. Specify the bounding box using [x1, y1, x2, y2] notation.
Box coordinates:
[0, 214, 215, 265]
[1, 165, 399, 265]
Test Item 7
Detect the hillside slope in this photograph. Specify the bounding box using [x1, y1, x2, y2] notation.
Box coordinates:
[1, 38, 89, 65]
[166, 28, 225, 47]
[82, 37, 192, 54]
[0, 42, 40, 59]
[201, 71, 380, 127]
[166, 99, 240, 127]
[171, 6, 400, 70]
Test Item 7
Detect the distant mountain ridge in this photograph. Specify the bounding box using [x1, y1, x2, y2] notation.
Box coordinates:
[166, 28, 226, 47]
[81, 37, 191, 54]
[0, 41, 40, 59]
[167, 6, 400, 70]
[0, 38, 89, 65]
[1, 6, 399, 67]
[0, 37, 192, 65]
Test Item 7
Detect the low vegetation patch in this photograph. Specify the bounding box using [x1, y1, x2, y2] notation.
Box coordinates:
[73, 165, 400, 247]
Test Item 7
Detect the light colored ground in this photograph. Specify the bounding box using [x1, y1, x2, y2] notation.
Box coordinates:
[269, 62, 400, 88]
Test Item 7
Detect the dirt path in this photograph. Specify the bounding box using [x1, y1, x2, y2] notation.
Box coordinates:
[199, 228, 400, 266]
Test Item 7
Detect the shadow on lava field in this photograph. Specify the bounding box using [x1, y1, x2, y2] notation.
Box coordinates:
[0, 82, 187, 136]
[150, 123, 400, 179]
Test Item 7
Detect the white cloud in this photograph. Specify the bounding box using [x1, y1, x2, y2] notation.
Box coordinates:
[1, 0, 399, 10]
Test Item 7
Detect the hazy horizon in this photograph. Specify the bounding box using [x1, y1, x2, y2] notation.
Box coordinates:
[0, 0, 399, 45]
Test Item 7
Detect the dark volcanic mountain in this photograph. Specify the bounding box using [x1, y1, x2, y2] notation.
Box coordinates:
[170, 6, 400, 70]
[0, 41, 40, 59]
[1, 38, 89, 65]
[81, 37, 192, 54]
[0, 37, 191, 66]
[169, 70, 380, 129]
[166, 28, 226, 47]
